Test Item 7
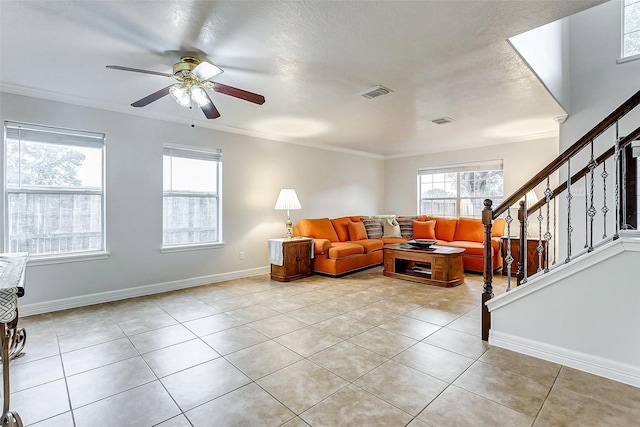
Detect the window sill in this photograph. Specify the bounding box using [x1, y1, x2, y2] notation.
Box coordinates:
[27, 251, 110, 266]
[161, 242, 225, 253]
[617, 53, 640, 64]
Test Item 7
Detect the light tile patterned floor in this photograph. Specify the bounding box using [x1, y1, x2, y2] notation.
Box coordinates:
[5, 267, 640, 426]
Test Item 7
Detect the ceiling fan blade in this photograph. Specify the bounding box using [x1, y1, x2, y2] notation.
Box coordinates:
[200, 91, 221, 119]
[212, 82, 265, 105]
[106, 65, 173, 78]
[131, 85, 172, 107]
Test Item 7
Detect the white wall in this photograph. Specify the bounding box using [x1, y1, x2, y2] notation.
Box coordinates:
[556, 0, 640, 258]
[0, 93, 384, 310]
[383, 137, 559, 215]
[509, 18, 570, 112]
[562, 0, 640, 148]
[488, 234, 640, 387]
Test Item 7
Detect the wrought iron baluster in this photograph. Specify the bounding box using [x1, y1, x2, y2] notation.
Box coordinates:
[505, 209, 514, 292]
[544, 176, 553, 272]
[522, 198, 528, 285]
[614, 122, 620, 239]
[537, 207, 544, 272]
[584, 178, 588, 249]
[602, 161, 609, 239]
[621, 131, 628, 230]
[587, 140, 598, 252]
[553, 196, 557, 265]
[566, 157, 573, 263]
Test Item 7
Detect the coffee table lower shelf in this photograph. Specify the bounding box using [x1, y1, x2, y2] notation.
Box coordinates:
[383, 244, 464, 287]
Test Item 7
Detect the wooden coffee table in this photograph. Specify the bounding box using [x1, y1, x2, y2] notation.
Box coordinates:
[383, 243, 464, 287]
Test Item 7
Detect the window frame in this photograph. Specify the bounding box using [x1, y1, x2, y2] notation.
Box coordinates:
[417, 160, 504, 219]
[161, 144, 223, 252]
[3, 121, 107, 263]
[620, 0, 640, 62]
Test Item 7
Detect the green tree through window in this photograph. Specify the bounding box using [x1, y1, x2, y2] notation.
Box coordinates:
[4, 121, 105, 256]
[418, 164, 503, 218]
[7, 142, 85, 187]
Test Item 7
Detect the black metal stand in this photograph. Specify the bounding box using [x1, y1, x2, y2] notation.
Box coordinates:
[2, 322, 23, 427]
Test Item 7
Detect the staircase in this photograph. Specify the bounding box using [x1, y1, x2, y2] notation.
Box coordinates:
[480, 91, 640, 388]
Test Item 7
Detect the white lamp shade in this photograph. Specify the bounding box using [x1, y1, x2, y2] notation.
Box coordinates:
[524, 190, 538, 209]
[511, 189, 539, 210]
[274, 189, 301, 210]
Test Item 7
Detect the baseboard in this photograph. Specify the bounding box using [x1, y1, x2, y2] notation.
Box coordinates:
[489, 330, 640, 388]
[19, 266, 270, 317]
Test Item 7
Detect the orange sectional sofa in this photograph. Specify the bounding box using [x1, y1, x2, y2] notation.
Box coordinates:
[293, 215, 505, 277]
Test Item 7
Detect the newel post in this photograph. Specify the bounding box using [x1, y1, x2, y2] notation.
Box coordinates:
[481, 199, 493, 341]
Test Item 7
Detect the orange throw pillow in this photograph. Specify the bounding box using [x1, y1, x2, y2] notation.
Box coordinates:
[412, 220, 436, 239]
[428, 216, 457, 241]
[348, 221, 368, 241]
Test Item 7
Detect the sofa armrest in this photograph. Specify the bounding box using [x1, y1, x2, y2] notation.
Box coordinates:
[313, 239, 331, 255]
[491, 236, 502, 253]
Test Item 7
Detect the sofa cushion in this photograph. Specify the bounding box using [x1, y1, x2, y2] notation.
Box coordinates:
[298, 218, 339, 242]
[427, 216, 458, 242]
[439, 240, 485, 256]
[413, 220, 436, 239]
[348, 221, 368, 241]
[361, 217, 384, 239]
[328, 242, 365, 259]
[439, 239, 500, 255]
[331, 217, 353, 242]
[381, 237, 408, 245]
[397, 216, 417, 239]
[351, 239, 384, 253]
[453, 217, 484, 243]
[383, 218, 402, 238]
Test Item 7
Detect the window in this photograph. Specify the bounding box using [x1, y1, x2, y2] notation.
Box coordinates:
[623, 0, 640, 58]
[163, 145, 221, 248]
[418, 161, 503, 218]
[4, 121, 105, 256]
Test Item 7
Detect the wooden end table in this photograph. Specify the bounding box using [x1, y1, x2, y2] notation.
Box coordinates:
[383, 243, 464, 287]
[269, 238, 313, 282]
[500, 237, 547, 277]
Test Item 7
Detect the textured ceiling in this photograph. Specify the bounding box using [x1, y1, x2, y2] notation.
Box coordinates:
[0, 1, 604, 157]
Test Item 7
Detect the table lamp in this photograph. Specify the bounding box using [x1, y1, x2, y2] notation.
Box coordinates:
[274, 189, 301, 238]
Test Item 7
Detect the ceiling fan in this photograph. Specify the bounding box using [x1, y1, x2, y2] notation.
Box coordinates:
[106, 56, 265, 119]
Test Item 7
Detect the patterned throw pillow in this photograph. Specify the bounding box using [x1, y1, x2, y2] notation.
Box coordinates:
[396, 217, 417, 239]
[360, 217, 384, 239]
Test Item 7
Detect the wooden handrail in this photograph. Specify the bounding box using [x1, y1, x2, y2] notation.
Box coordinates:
[493, 90, 640, 219]
[528, 125, 640, 213]
[482, 91, 640, 342]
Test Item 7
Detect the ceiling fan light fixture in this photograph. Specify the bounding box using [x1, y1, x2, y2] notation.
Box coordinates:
[192, 61, 224, 80]
[191, 85, 210, 106]
[170, 84, 191, 107]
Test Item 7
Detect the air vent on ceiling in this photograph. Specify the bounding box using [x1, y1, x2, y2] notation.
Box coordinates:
[359, 85, 392, 99]
[431, 116, 455, 125]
